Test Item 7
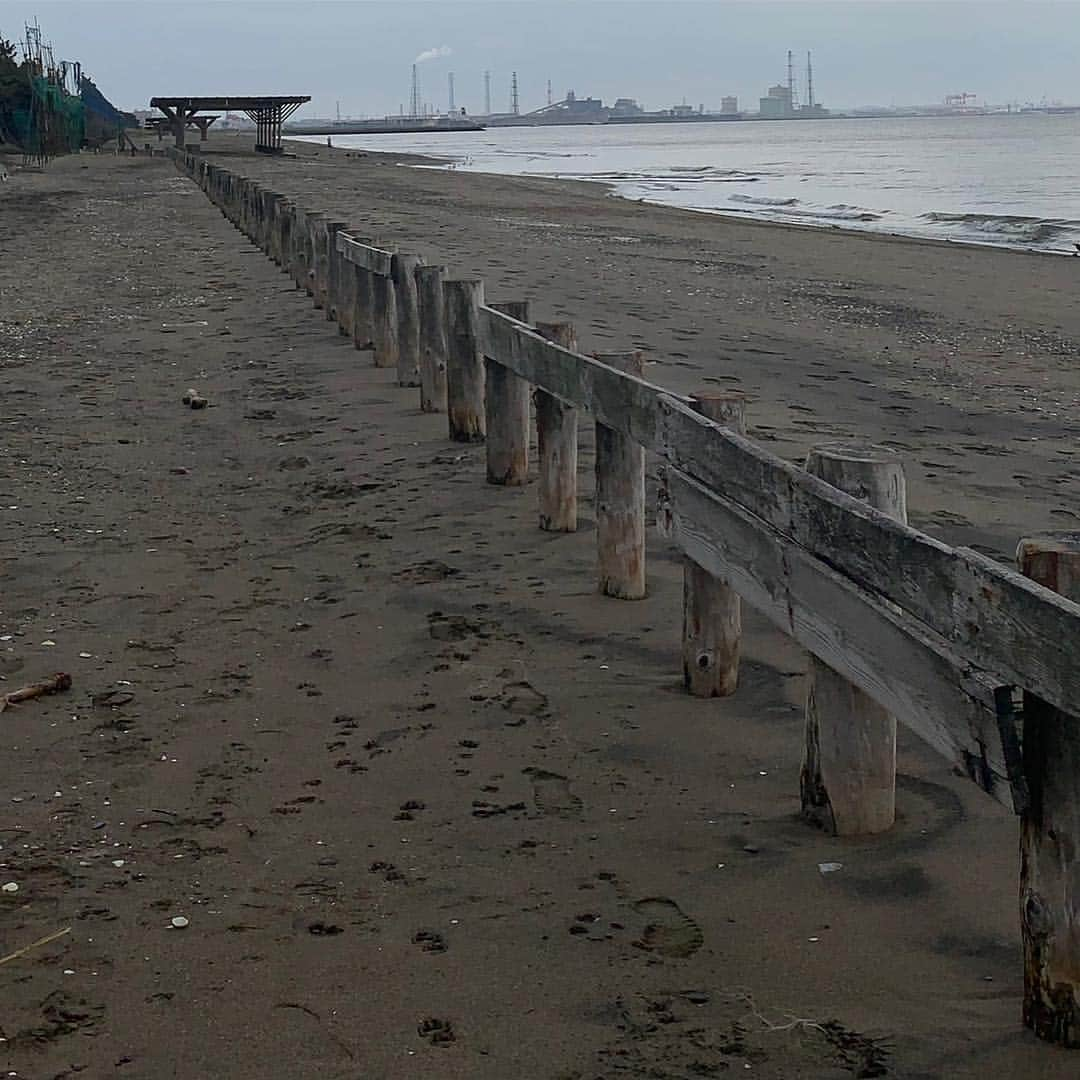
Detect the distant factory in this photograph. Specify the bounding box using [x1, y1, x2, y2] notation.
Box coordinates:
[759, 51, 829, 119]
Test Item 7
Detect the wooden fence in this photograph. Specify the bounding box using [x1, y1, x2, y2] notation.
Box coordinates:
[172, 147, 1080, 1049]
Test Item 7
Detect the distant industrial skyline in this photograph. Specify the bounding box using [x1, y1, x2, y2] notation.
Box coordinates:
[1, 1, 1077, 117]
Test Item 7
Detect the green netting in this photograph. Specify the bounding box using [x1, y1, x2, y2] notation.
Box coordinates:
[2, 75, 83, 160]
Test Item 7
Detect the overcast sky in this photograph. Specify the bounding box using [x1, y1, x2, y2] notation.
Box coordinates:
[1, 1, 1077, 115]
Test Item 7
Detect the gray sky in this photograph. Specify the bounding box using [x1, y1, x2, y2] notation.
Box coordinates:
[2, 1, 1078, 115]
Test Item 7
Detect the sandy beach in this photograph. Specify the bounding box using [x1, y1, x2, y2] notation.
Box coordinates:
[1, 138, 1078, 1079]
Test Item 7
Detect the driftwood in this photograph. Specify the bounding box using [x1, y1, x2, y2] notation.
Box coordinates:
[2, 673, 72, 712]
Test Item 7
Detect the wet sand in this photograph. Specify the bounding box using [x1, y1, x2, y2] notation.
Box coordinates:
[1, 142, 1078, 1079]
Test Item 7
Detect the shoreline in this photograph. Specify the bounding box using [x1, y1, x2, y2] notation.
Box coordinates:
[284, 129, 1080, 259]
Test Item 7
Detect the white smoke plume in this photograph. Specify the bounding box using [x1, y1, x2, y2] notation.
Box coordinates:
[414, 46, 452, 64]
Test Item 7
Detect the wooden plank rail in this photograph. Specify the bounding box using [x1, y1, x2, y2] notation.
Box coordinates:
[171, 148, 1080, 1046]
[480, 305, 1080, 722]
[657, 467, 1011, 804]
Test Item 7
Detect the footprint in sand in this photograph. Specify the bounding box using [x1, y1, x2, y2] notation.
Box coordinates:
[632, 897, 704, 959]
[523, 767, 583, 820]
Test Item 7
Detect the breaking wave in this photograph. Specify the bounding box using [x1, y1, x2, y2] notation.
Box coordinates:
[922, 212, 1080, 246]
[729, 193, 800, 207]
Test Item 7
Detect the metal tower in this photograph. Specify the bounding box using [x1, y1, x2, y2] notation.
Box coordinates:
[410, 64, 420, 118]
[448, 72, 455, 113]
[511, 71, 519, 115]
[786, 50, 798, 110]
[484, 70, 491, 115]
[806, 51, 815, 109]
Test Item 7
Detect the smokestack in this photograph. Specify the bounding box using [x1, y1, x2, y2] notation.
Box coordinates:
[410, 63, 420, 118]
[547, 78, 552, 106]
[807, 51, 814, 109]
[484, 70, 491, 115]
[511, 71, 519, 116]
[448, 71, 455, 113]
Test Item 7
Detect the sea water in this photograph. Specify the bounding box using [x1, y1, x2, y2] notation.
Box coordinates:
[302, 113, 1080, 254]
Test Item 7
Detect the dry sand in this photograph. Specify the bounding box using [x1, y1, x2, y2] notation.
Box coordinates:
[0, 140, 1078, 1079]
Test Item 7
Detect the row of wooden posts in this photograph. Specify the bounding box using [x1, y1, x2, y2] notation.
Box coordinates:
[175, 148, 1080, 1049]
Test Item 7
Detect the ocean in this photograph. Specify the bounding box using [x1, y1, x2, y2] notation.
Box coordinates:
[300, 113, 1080, 254]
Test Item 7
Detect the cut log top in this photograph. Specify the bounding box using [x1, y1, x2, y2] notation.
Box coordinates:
[1017, 533, 1080, 602]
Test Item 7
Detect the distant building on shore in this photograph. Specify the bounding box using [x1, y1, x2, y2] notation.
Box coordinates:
[721, 96, 739, 115]
[760, 84, 794, 118]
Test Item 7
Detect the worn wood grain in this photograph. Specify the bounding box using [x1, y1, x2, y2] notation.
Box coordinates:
[802, 443, 907, 836]
[337, 233, 393, 277]
[658, 466, 1012, 808]
[416, 265, 449, 413]
[534, 322, 579, 532]
[485, 302, 531, 485]
[391, 253, 423, 387]
[595, 351, 646, 600]
[446, 280, 486, 441]
[1018, 533, 1080, 1047]
[684, 391, 746, 697]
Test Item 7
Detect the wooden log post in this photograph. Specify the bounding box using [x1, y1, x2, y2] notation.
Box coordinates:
[371, 265, 398, 369]
[305, 212, 326, 301]
[391, 253, 423, 387]
[444, 279, 486, 442]
[594, 351, 646, 599]
[290, 207, 309, 290]
[336, 233, 358, 338]
[533, 322, 579, 532]
[801, 443, 907, 836]
[325, 220, 348, 322]
[683, 391, 746, 697]
[352, 263, 375, 351]
[416, 265, 449, 413]
[277, 202, 294, 275]
[1017, 532, 1080, 1048]
[485, 301, 531, 485]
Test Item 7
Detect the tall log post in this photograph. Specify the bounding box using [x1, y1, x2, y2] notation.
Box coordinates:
[1017, 533, 1080, 1048]
[594, 351, 646, 599]
[291, 208, 310, 291]
[683, 391, 747, 696]
[371, 268, 398, 370]
[534, 322, 579, 532]
[444, 279, 486, 442]
[336, 234, 357, 338]
[325, 220, 348, 322]
[353, 263, 374, 351]
[485, 301, 531, 485]
[416, 265, 449, 413]
[305, 212, 326, 301]
[276, 201, 293, 272]
[392, 253, 423, 387]
[801, 443, 907, 836]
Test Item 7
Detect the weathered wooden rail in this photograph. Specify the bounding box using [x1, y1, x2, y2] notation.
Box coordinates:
[172, 147, 1080, 1048]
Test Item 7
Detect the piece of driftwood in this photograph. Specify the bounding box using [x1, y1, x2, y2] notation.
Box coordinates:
[2, 672, 72, 712]
[1017, 532, 1080, 1047]
[533, 322, 579, 532]
[683, 391, 746, 697]
[485, 301, 531, 485]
